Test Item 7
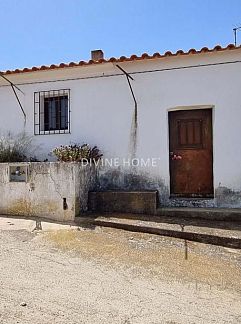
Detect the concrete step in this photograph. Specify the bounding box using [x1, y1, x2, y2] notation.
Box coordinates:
[76, 212, 241, 249]
[156, 207, 241, 221]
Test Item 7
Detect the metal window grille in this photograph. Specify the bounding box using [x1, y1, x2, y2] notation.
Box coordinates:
[34, 89, 70, 135]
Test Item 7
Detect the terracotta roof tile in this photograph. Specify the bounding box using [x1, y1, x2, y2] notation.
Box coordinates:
[1, 44, 240, 76]
[175, 50, 184, 55]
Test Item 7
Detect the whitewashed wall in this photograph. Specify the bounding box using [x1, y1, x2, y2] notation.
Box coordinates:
[1, 49, 241, 207]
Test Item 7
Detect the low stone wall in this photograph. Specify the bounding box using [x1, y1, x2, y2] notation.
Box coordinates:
[0, 162, 96, 222]
[89, 191, 158, 214]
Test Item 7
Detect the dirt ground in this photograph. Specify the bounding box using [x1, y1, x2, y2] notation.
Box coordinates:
[0, 217, 241, 324]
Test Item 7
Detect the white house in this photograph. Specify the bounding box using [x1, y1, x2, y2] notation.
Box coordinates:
[1, 44, 241, 209]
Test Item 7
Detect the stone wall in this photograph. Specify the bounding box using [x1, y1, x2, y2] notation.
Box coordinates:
[94, 166, 241, 209]
[0, 162, 96, 222]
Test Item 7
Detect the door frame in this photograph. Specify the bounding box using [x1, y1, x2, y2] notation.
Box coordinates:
[167, 105, 215, 198]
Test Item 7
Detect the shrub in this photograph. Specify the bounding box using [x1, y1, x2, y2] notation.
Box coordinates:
[52, 144, 102, 162]
[0, 131, 36, 163]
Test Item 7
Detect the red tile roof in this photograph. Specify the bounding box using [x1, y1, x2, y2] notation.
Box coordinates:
[2, 44, 240, 76]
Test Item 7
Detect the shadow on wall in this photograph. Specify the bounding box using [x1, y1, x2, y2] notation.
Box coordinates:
[94, 167, 169, 205]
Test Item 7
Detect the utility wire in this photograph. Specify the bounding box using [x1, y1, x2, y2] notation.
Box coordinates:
[0, 59, 240, 88]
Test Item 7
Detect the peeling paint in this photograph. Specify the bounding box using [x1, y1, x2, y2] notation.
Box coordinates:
[0, 162, 96, 221]
[215, 186, 241, 208]
[6, 198, 31, 216]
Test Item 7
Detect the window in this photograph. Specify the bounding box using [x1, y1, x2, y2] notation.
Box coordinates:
[34, 89, 70, 135]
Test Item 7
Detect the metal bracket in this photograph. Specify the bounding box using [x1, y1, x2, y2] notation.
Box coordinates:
[115, 64, 137, 111]
[0, 72, 26, 123]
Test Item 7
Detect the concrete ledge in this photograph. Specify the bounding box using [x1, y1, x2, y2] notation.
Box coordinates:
[156, 207, 241, 221]
[88, 191, 158, 214]
[92, 219, 241, 249]
[82, 213, 241, 249]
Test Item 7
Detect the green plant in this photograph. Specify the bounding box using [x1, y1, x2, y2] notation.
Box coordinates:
[0, 131, 36, 163]
[52, 143, 102, 162]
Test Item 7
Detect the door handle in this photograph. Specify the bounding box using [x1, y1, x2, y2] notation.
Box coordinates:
[170, 152, 182, 160]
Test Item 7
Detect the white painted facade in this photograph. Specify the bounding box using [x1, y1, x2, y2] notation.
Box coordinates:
[1, 48, 241, 207]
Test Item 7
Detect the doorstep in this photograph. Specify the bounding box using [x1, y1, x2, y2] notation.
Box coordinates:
[76, 212, 241, 249]
[156, 207, 241, 221]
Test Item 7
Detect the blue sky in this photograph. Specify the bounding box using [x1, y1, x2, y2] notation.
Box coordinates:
[0, 0, 240, 70]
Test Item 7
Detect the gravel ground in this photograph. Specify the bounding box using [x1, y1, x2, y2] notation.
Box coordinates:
[0, 217, 241, 324]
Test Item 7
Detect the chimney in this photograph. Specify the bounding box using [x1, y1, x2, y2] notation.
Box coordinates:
[91, 49, 104, 61]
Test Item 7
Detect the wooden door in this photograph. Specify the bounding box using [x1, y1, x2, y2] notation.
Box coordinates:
[169, 109, 213, 198]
